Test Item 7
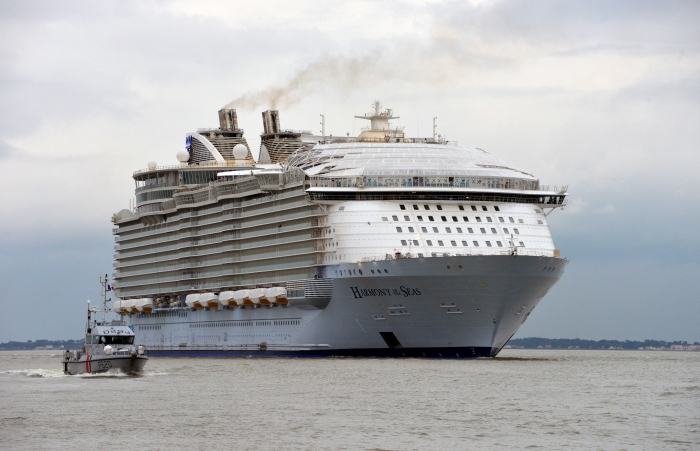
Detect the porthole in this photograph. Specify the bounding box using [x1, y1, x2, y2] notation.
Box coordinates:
[359, 269, 363, 275]
[384, 269, 388, 274]
[371, 269, 375, 274]
[447, 265, 452, 270]
[458, 265, 463, 269]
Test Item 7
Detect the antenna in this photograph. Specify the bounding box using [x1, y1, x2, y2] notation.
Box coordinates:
[433, 117, 437, 141]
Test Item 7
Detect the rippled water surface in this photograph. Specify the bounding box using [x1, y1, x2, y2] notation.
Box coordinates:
[1, 350, 698, 450]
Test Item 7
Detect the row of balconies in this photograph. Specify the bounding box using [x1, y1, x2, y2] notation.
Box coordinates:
[115, 208, 320, 252]
[115, 245, 319, 278]
[114, 230, 322, 268]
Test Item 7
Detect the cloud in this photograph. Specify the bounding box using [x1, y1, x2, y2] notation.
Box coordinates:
[1, 0, 699, 341]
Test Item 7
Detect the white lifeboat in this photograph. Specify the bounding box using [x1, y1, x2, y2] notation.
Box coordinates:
[200, 293, 220, 309]
[185, 294, 202, 309]
[233, 290, 249, 307]
[218, 291, 240, 308]
[112, 300, 122, 313]
[258, 289, 272, 306]
[130, 299, 140, 313]
[266, 287, 288, 305]
[123, 299, 136, 314]
[136, 298, 154, 313]
[245, 288, 267, 307]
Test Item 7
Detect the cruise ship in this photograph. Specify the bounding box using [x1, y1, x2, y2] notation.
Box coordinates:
[111, 101, 568, 358]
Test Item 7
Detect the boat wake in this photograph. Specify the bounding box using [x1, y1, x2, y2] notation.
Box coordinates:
[1, 369, 167, 378]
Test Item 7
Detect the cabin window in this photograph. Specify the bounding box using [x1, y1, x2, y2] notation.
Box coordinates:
[396, 227, 403, 232]
[427, 240, 433, 246]
[509, 217, 515, 223]
[401, 240, 407, 246]
[468, 228, 474, 233]
[424, 205, 430, 210]
[413, 240, 419, 246]
[429, 216, 434, 221]
[94, 335, 134, 345]
[456, 227, 462, 233]
[473, 241, 479, 247]
[476, 217, 482, 222]
[400, 205, 406, 210]
[486, 241, 492, 247]
[487, 217, 493, 223]
[499, 217, 504, 222]
[408, 227, 414, 232]
[514, 228, 520, 234]
[471, 206, 477, 211]
[462, 240, 468, 246]
[451, 240, 457, 246]
[538, 220, 543, 224]
[480, 228, 486, 233]
[494, 206, 500, 211]
[417, 216, 423, 221]
[459, 205, 464, 211]
[519, 241, 525, 247]
[441, 216, 447, 222]
[413, 205, 419, 210]
[504, 228, 509, 234]
[446, 228, 452, 233]
[491, 228, 497, 234]
[463, 217, 469, 222]
[519, 219, 524, 223]
[452, 216, 458, 222]
[482, 206, 488, 211]
[404, 216, 410, 221]
[421, 227, 427, 232]
[392, 215, 399, 221]
[496, 241, 503, 247]
[438, 240, 444, 246]
[437, 205, 443, 210]
[432, 227, 438, 233]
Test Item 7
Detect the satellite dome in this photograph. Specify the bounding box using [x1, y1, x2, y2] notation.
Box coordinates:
[147, 161, 157, 170]
[232, 144, 248, 160]
[176, 150, 189, 163]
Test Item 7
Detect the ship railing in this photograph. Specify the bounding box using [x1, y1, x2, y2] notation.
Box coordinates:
[308, 175, 542, 191]
[133, 161, 254, 176]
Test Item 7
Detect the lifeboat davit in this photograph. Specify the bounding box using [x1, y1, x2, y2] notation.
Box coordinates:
[218, 291, 240, 307]
[200, 293, 220, 309]
[185, 294, 203, 309]
[136, 298, 154, 313]
[266, 287, 288, 305]
[245, 288, 266, 307]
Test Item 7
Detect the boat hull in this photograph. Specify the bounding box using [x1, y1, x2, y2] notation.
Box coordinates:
[129, 255, 566, 358]
[62, 355, 148, 375]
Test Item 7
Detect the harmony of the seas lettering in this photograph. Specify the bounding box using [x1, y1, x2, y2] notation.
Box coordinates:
[350, 286, 422, 299]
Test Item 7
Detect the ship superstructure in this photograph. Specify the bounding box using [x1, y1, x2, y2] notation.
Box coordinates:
[112, 101, 568, 358]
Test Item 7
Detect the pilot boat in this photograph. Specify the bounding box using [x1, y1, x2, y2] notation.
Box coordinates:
[62, 275, 148, 375]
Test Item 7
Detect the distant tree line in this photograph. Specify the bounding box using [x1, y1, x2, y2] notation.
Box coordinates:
[508, 337, 700, 349]
[0, 339, 83, 350]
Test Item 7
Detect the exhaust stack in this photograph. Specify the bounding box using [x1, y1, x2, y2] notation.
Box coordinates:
[218, 108, 239, 131]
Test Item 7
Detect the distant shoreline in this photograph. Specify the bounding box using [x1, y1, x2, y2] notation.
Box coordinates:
[506, 337, 700, 351]
[2, 337, 699, 352]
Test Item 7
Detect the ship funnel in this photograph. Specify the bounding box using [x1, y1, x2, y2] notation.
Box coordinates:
[218, 108, 239, 131]
[262, 110, 281, 134]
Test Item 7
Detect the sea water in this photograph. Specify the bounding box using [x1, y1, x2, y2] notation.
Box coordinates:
[1, 350, 698, 450]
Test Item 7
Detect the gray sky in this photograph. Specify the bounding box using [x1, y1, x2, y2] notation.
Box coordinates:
[1, 0, 698, 342]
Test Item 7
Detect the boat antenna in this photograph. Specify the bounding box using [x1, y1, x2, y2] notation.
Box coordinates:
[99, 274, 111, 315]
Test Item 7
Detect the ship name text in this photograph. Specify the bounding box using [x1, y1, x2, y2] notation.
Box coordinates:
[350, 286, 421, 299]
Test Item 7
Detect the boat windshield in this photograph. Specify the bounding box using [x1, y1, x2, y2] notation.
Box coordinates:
[94, 335, 134, 345]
